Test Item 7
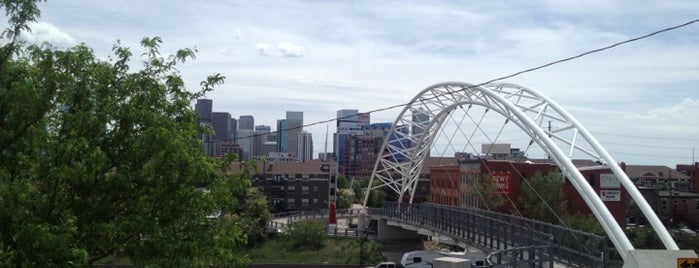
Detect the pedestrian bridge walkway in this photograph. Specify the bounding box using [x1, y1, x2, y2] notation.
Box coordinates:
[271, 202, 618, 267]
[367, 203, 615, 267]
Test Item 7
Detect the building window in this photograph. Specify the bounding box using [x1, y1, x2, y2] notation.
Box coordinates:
[301, 199, 309, 206]
[287, 186, 295, 192]
[288, 198, 295, 206]
[313, 198, 318, 204]
[313, 186, 319, 192]
[302, 186, 309, 194]
[662, 200, 667, 210]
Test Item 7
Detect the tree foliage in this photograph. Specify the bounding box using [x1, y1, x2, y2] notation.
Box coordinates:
[517, 171, 568, 224]
[352, 177, 386, 207]
[469, 174, 506, 210]
[239, 187, 272, 247]
[0, 1, 250, 266]
[336, 188, 353, 210]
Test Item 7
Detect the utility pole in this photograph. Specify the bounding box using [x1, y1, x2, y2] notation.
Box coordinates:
[547, 121, 552, 160]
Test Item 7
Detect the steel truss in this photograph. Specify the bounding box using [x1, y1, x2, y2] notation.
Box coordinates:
[363, 82, 678, 261]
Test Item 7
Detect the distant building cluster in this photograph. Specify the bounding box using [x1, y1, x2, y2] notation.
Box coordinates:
[195, 101, 420, 175]
[196, 99, 699, 234]
[195, 99, 311, 163]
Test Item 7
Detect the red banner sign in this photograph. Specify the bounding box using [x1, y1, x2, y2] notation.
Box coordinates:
[491, 171, 511, 194]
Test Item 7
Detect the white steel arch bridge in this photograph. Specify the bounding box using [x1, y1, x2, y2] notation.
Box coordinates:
[363, 82, 695, 266]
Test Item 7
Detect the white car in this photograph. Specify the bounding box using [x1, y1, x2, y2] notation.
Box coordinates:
[679, 227, 697, 236]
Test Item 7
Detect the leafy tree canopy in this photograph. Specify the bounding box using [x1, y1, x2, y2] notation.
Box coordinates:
[517, 170, 568, 224]
[0, 1, 251, 266]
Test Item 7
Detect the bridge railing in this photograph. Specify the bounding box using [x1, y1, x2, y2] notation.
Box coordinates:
[370, 202, 608, 268]
[487, 243, 554, 268]
[273, 208, 364, 224]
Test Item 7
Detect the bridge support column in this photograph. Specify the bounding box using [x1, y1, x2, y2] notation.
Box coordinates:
[377, 219, 425, 241]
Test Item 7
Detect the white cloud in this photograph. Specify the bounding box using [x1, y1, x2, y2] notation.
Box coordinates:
[636, 98, 699, 122]
[20, 22, 76, 47]
[256, 42, 306, 58]
[278, 42, 306, 57]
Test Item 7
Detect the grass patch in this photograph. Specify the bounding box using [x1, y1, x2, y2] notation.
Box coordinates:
[239, 236, 385, 265]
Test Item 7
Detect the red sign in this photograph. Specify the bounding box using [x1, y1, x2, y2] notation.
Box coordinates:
[328, 201, 337, 224]
[491, 171, 511, 194]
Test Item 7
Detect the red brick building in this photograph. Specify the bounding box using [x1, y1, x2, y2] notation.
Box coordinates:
[430, 158, 629, 227]
[677, 162, 699, 191]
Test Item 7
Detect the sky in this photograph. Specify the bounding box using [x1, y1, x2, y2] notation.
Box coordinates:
[9, 0, 699, 167]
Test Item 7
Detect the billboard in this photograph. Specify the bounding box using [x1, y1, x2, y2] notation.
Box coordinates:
[491, 171, 511, 194]
[600, 173, 621, 189]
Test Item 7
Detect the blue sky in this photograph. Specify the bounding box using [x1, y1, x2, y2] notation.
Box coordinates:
[11, 0, 699, 167]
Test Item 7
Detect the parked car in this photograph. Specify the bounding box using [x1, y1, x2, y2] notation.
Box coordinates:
[366, 261, 397, 268]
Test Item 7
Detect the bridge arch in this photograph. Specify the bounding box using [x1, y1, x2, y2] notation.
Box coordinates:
[363, 82, 677, 261]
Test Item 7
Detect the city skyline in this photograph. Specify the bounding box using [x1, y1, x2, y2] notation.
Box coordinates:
[18, 1, 699, 167]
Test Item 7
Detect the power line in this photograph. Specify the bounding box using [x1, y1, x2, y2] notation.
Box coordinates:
[599, 141, 693, 150]
[226, 18, 699, 144]
[592, 131, 699, 142]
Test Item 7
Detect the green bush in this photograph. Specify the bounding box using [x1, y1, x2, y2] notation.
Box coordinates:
[282, 220, 327, 250]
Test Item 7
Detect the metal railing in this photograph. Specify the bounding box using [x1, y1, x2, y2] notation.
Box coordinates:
[370, 203, 608, 267]
[487, 244, 554, 268]
[270, 209, 372, 238]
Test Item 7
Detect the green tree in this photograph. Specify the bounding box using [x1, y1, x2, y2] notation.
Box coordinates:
[517, 171, 568, 224]
[239, 187, 272, 246]
[337, 188, 353, 209]
[337, 174, 350, 189]
[0, 1, 250, 266]
[561, 212, 604, 235]
[469, 174, 505, 210]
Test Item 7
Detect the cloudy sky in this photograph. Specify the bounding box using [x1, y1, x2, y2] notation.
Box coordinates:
[12, 0, 699, 167]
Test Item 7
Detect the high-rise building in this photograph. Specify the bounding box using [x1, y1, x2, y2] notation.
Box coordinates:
[276, 119, 288, 153]
[335, 109, 369, 169]
[230, 118, 238, 143]
[411, 108, 430, 137]
[212, 112, 232, 143]
[237, 129, 253, 161]
[253, 125, 271, 159]
[276, 111, 304, 159]
[195, 99, 214, 156]
[340, 132, 377, 178]
[412, 108, 431, 157]
[236, 115, 254, 159]
[340, 122, 409, 176]
[195, 99, 213, 122]
[238, 115, 254, 130]
[264, 132, 277, 158]
[212, 112, 232, 157]
[297, 131, 313, 163]
[286, 111, 303, 158]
